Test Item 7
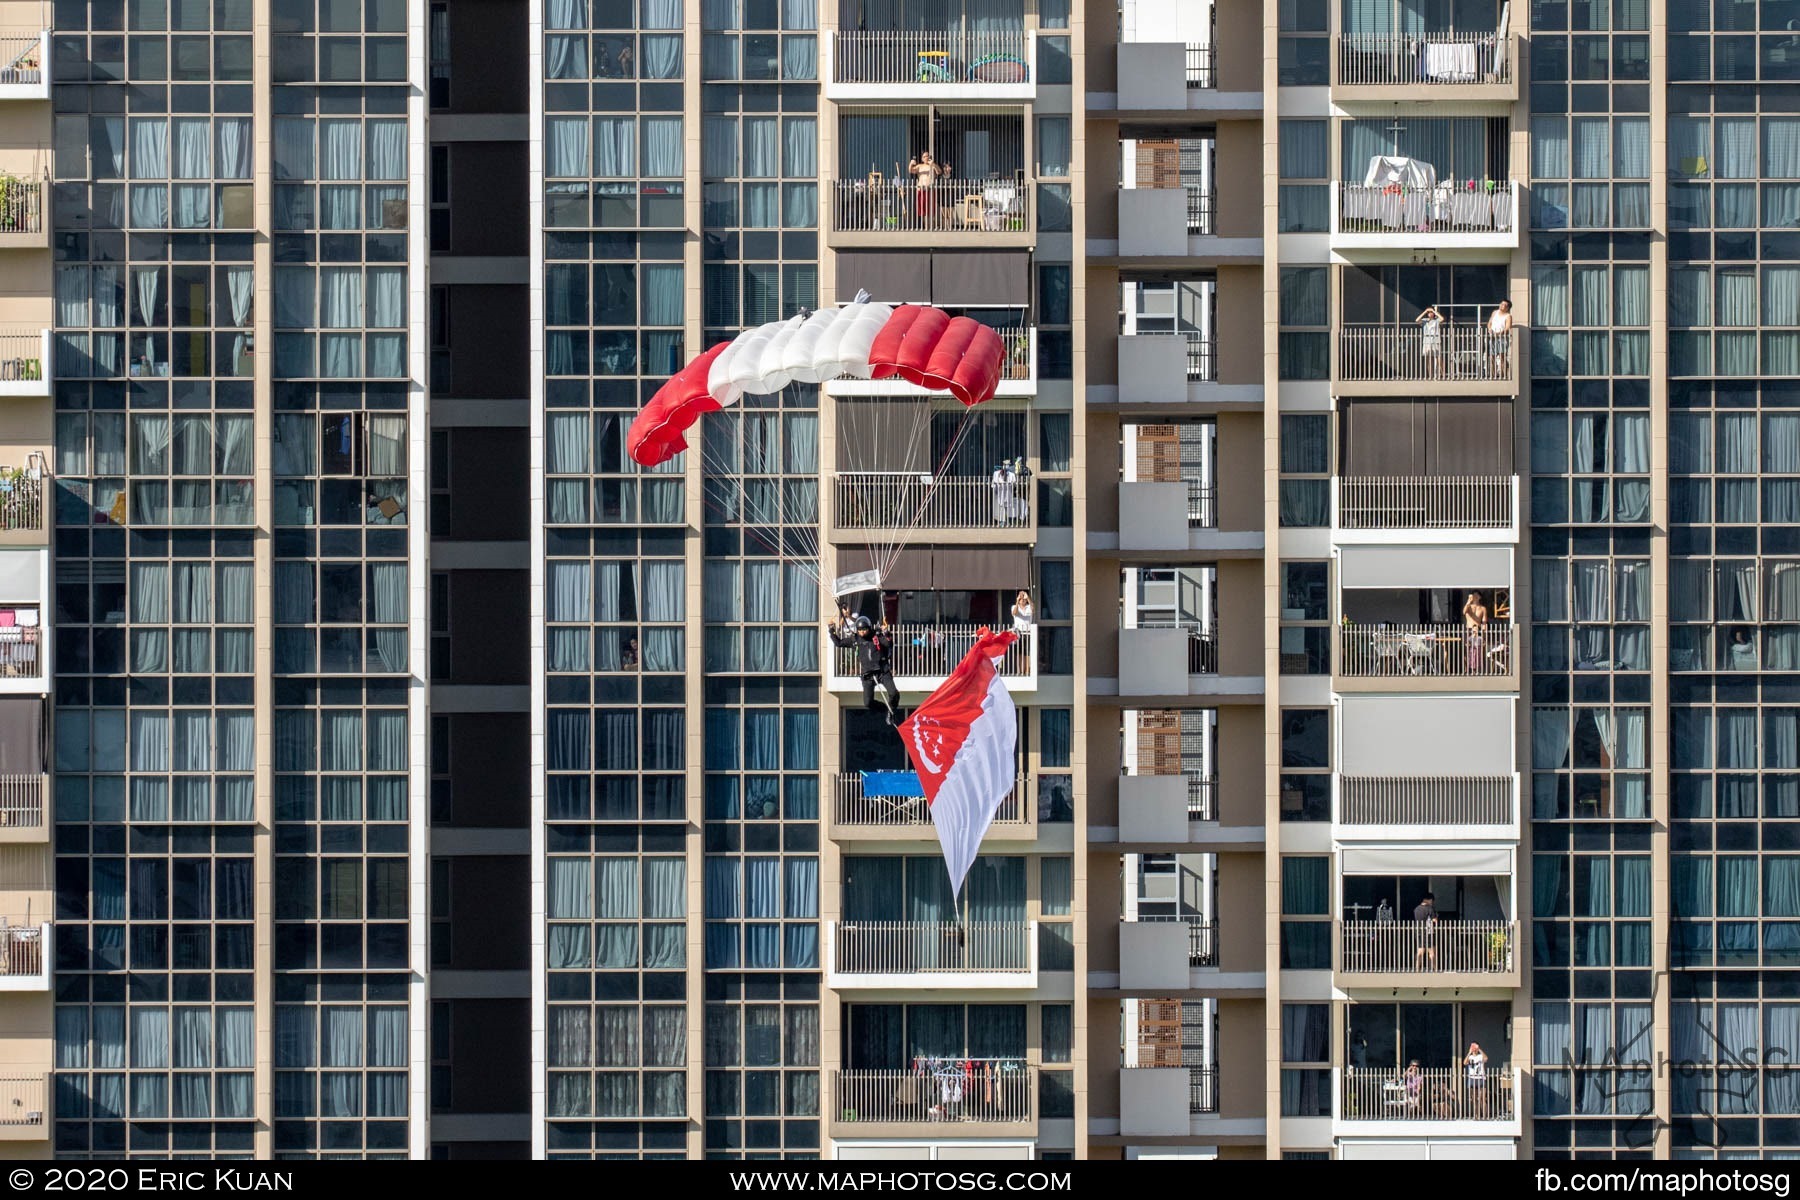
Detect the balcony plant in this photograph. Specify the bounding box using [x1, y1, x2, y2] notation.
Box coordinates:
[1486, 929, 1508, 969]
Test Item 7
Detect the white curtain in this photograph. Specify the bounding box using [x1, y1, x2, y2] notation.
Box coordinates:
[367, 121, 406, 180]
[593, 117, 635, 177]
[642, 117, 682, 177]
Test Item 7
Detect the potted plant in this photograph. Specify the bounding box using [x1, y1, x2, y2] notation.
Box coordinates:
[840, 1107, 858, 1122]
[1487, 929, 1509, 969]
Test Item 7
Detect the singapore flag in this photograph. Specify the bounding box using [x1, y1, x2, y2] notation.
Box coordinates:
[897, 628, 1020, 900]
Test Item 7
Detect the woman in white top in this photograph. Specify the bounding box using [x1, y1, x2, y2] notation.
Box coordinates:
[1464, 1041, 1488, 1118]
[990, 463, 1015, 525]
[1487, 300, 1513, 380]
[1011, 590, 1034, 634]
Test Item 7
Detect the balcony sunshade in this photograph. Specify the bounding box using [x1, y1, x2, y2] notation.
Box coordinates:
[1341, 847, 1513, 876]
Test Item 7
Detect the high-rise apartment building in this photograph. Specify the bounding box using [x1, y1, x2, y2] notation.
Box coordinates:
[0, 0, 1776, 1164]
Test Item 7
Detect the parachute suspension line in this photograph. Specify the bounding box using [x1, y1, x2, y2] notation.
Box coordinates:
[693, 409, 831, 599]
[873, 406, 982, 586]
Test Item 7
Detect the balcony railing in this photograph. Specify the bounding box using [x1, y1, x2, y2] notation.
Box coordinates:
[0, 173, 43, 236]
[834, 921, 1031, 975]
[830, 30, 1031, 86]
[833, 772, 1027, 828]
[1133, 915, 1217, 966]
[1131, 624, 1217, 674]
[834, 1065, 1035, 1126]
[1338, 476, 1515, 531]
[1186, 44, 1215, 88]
[830, 624, 1034, 681]
[0, 34, 42, 87]
[834, 471, 1031, 531]
[1185, 185, 1213, 234]
[1186, 480, 1217, 527]
[1338, 324, 1513, 383]
[1336, 181, 1516, 237]
[0, 615, 39, 679]
[1188, 1065, 1219, 1113]
[1338, 623, 1515, 677]
[1185, 333, 1215, 382]
[1185, 771, 1216, 820]
[0, 475, 44, 533]
[1339, 776, 1514, 826]
[1337, 33, 1512, 88]
[830, 176, 1030, 235]
[0, 775, 43, 832]
[1341, 1066, 1516, 1122]
[0, 329, 43, 385]
[1339, 919, 1516, 975]
[0, 924, 44, 980]
[0, 1075, 43, 1129]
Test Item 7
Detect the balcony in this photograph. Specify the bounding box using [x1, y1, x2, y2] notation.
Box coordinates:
[1111, 42, 1261, 117]
[827, 624, 1036, 695]
[1119, 916, 1225, 991]
[0, 171, 45, 248]
[1336, 623, 1517, 692]
[831, 1065, 1036, 1137]
[0, 1075, 45, 1139]
[1114, 333, 1248, 411]
[1335, 918, 1517, 988]
[832, 472, 1035, 542]
[0, 606, 42, 691]
[1112, 187, 1259, 263]
[1338, 1066, 1517, 1127]
[0, 329, 47, 396]
[830, 771, 1031, 839]
[1338, 776, 1515, 832]
[1332, 31, 1519, 106]
[0, 31, 45, 100]
[1119, 1065, 1219, 1135]
[0, 472, 47, 545]
[1335, 476, 1518, 541]
[827, 177, 1033, 247]
[1117, 772, 1217, 842]
[1186, 45, 1214, 89]
[1332, 180, 1520, 252]
[823, 29, 1035, 100]
[825, 920, 1037, 989]
[1133, 915, 1217, 968]
[0, 774, 44, 843]
[0, 923, 48, 990]
[1117, 479, 1226, 555]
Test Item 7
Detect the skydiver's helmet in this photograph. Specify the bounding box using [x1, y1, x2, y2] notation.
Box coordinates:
[854, 615, 874, 635]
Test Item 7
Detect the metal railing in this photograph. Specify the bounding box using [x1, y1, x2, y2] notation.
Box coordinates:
[1339, 919, 1516, 975]
[1186, 480, 1217, 527]
[1338, 476, 1515, 530]
[1341, 1066, 1515, 1122]
[1185, 333, 1216, 381]
[0, 1076, 43, 1127]
[830, 624, 1034, 680]
[1339, 776, 1514, 826]
[1132, 624, 1218, 674]
[998, 325, 1034, 381]
[0, 33, 41, 87]
[831, 176, 1031, 234]
[1337, 32, 1511, 87]
[0, 329, 43, 384]
[1338, 323, 1513, 383]
[834, 920, 1032, 974]
[0, 776, 43, 832]
[834, 473, 1033, 531]
[1188, 1065, 1219, 1113]
[0, 924, 44, 979]
[0, 173, 43, 235]
[1337, 181, 1517, 236]
[1133, 915, 1218, 967]
[1338, 623, 1515, 677]
[834, 1065, 1035, 1126]
[1185, 771, 1216, 820]
[834, 772, 1027, 828]
[1185, 44, 1215, 88]
[1185, 185, 1214, 235]
[0, 475, 44, 533]
[831, 30, 1031, 86]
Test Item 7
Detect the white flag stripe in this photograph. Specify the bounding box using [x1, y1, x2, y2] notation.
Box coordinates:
[929, 668, 1018, 901]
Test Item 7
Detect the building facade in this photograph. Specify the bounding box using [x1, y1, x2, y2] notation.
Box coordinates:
[0, 0, 1775, 1163]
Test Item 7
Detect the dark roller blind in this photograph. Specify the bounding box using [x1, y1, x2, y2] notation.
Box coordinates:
[930, 251, 1028, 306]
[881, 548, 935, 590]
[837, 252, 931, 304]
[0, 699, 43, 775]
[932, 548, 1031, 591]
[835, 398, 931, 471]
[1430, 398, 1512, 474]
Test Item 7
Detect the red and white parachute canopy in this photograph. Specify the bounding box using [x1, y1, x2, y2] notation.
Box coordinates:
[626, 295, 1005, 468]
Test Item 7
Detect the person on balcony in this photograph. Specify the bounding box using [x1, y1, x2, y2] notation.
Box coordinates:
[1415, 305, 1448, 379]
[1463, 590, 1490, 673]
[908, 152, 950, 225]
[829, 609, 905, 726]
[1486, 300, 1513, 379]
[990, 461, 1016, 525]
[1412, 892, 1438, 970]
[1464, 1042, 1489, 1117]
[1011, 590, 1034, 635]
